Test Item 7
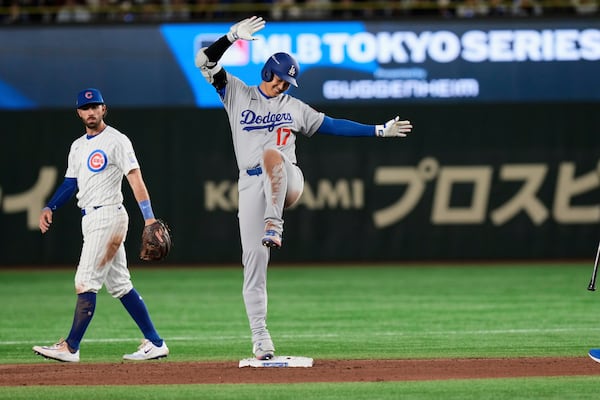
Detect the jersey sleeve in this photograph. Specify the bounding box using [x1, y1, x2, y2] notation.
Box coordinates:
[294, 99, 324, 138]
[221, 72, 245, 106]
[64, 139, 79, 178]
[116, 134, 140, 175]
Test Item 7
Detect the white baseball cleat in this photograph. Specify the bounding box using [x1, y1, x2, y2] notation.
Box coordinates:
[123, 339, 169, 360]
[33, 338, 80, 362]
[253, 338, 275, 360]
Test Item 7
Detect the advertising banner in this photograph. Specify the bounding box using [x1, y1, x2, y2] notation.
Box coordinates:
[0, 19, 599, 109]
[1, 103, 599, 265]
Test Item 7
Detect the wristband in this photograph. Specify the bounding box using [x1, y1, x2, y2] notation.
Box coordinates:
[139, 199, 155, 220]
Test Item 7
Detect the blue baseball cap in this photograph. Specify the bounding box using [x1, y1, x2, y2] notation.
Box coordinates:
[76, 88, 105, 108]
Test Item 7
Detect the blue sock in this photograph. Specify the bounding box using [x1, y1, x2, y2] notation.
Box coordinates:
[120, 288, 162, 347]
[66, 292, 96, 351]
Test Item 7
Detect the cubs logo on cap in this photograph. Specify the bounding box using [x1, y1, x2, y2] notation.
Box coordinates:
[77, 88, 105, 108]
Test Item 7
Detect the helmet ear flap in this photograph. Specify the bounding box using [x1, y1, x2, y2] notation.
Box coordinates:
[261, 64, 273, 83]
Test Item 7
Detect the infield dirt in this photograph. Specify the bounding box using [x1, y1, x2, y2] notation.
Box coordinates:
[1, 357, 599, 386]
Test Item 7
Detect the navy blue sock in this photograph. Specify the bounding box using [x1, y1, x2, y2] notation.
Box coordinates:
[66, 292, 96, 351]
[120, 288, 162, 347]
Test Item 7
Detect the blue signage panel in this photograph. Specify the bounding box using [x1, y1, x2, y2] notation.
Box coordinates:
[161, 20, 600, 107]
[0, 19, 598, 109]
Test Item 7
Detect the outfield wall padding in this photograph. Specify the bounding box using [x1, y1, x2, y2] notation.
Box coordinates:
[1, 103, 599, 265]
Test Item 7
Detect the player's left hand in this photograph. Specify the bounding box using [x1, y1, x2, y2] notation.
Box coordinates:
[227, 16, 266, 42]
[140, 219, 172, 261]
[375, 116, 413, 138]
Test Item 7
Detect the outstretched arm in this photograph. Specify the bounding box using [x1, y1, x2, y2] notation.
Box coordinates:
[317, 116, 413, 138]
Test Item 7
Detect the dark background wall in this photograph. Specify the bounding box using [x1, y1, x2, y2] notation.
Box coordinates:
[2, 102, 599, 265]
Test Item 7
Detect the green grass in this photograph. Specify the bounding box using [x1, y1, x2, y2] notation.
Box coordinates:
[1, 377, 600, 400]
[1, 263, 600, 398]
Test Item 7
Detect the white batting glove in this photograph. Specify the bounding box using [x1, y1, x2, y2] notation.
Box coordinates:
[227, 16, 266, 42]
[375, 116, 413, 138]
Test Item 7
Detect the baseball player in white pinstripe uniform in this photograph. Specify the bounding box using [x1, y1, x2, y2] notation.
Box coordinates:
[32, 88, 169, 362]
[196, 17, 413, 360]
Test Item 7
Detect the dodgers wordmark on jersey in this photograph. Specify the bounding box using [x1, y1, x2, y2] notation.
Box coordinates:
[222, 73, 325, 171]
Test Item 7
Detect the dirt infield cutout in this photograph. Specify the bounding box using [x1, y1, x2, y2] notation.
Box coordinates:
[1, 357, 599, 386]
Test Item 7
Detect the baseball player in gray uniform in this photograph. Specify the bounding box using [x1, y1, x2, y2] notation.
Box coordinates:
[32, 88, 169, 362]
[195, 17, 413, 360]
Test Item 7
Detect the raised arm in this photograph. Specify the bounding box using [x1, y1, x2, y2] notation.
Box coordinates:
[195, 16, 266, 90]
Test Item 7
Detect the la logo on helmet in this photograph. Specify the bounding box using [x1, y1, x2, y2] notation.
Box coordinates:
[288, 65, 297, 77]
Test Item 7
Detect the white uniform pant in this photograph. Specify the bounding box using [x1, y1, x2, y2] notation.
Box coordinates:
[75, 204, 133, 298]
[237, 153, 304, 343]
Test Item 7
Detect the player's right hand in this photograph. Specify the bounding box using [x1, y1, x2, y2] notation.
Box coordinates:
[227, 16, 266, 42]
[39, 207, 53, 233]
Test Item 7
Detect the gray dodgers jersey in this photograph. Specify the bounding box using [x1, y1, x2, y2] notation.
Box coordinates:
[221, 72, 325, 171]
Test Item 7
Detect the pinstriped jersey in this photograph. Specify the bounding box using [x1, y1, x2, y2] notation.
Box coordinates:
[65, 125, 139, 209]
[220, 72, 325, 171]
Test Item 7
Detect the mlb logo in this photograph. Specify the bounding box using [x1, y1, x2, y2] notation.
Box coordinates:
[194, 34, 250, 66]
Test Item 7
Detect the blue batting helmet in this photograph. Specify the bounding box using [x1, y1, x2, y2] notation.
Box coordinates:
[76, 88, 105, 108]
[261, 52, 299, 87]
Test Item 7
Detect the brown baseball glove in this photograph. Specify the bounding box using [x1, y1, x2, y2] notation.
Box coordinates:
[140, 219, 172, 261]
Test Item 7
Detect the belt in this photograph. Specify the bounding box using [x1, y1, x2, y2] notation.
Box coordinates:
[81, 206, 103, 216]
[247, 166, 263, 176]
